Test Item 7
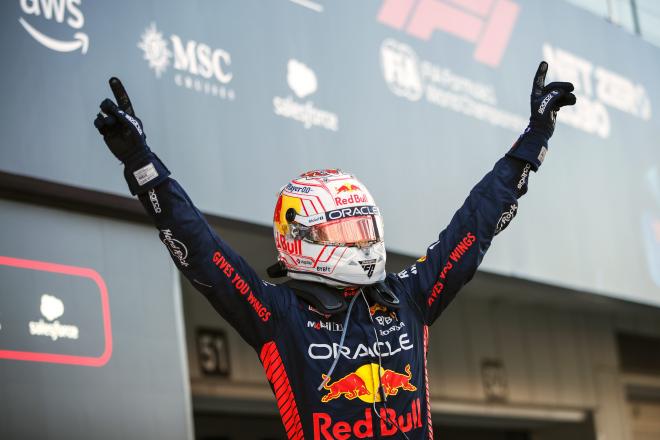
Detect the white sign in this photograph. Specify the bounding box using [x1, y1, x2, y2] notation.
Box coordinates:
[19, 0, 88, 54]
[138, 22, 235, 100]
[29, 294, 80, 341]
[273, 58, 339, 131]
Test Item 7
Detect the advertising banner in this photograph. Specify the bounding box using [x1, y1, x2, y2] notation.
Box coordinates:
[1, 0, 658, 306]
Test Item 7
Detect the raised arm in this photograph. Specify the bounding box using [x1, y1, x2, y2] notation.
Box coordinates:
[93, 78, 289, 348]
[395, 62, 576, 325]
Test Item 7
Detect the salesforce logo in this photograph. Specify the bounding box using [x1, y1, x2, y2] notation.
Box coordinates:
[273, 58, 339, 131]
[28, 294, 80, 341]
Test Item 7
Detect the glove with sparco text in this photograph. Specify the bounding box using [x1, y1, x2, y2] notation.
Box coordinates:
[507, 61, 576, 171]
[93, 77, 170, 195]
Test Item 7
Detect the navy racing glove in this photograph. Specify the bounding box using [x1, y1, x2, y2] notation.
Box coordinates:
[507, 61, 576, 171]
[94, 77, 169, 195]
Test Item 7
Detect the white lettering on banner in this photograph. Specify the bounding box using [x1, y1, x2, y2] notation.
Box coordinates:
[595, 68, 651, 118]
[28, 294, 80, 341]
[171, 36, 232, 84]
[381, 39, 527, 132]
[19, 0, 88, 54]
[138, 23, 235, 100]
[380, 39, 423, 101]
[273, 59, 339, 131]
[543, 43, 651, 139]
[29, 319, 79, 341]
[308, 333, 413, 359]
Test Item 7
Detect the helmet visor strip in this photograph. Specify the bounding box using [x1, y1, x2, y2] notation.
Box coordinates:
[307, 215, 381, 247]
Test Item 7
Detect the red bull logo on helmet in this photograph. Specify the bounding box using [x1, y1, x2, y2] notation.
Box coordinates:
[320, 363, 417, 404]
[335, 193, 369, 206]
[335, 183, 368, 205]
[275, 232, 302, 255]
[336, 183, 361, 193]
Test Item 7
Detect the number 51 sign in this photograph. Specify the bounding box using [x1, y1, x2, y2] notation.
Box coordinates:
[196, 328, 230, 377]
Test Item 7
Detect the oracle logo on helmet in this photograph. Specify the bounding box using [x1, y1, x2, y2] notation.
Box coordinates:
[326, 205, 380, 220]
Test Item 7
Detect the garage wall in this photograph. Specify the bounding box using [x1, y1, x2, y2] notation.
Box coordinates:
[0, 199, 193, 440]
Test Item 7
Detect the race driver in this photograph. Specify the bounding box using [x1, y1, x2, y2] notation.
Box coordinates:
[94, 62, 575, 440]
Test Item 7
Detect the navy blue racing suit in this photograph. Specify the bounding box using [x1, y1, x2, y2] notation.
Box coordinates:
[137, 156, 531, 440]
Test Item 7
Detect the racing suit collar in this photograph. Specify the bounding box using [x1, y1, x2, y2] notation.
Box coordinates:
[284, 279, 399, 316]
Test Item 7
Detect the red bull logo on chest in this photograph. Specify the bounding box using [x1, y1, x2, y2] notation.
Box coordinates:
[320, 363, 417, 404]
[313, 398, 424, 439]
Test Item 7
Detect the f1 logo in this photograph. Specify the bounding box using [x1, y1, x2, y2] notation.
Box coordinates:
[377, 0, 520, 67]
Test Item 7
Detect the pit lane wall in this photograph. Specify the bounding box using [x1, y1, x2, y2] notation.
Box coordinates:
[0, 0, 658, 307]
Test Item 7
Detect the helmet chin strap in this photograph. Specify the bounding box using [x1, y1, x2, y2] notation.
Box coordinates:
[266, 261, 288, 278]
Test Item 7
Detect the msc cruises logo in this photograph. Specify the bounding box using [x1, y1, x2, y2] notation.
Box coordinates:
[138, 22, 235, 100]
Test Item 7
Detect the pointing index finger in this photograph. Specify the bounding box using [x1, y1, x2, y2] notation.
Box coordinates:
[532, 61, 548, 97]
[109, 77, 135, 116]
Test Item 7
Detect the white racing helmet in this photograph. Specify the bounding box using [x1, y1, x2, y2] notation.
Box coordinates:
[273, 169, 386, 287]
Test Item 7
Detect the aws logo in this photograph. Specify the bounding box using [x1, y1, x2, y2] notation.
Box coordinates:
[320, 363, 416, 403]
[19, 0, 88, 54]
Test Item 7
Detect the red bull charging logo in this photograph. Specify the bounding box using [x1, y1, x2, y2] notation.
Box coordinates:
[336, 183, 361, 193]
[321, 363, 417, 403]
